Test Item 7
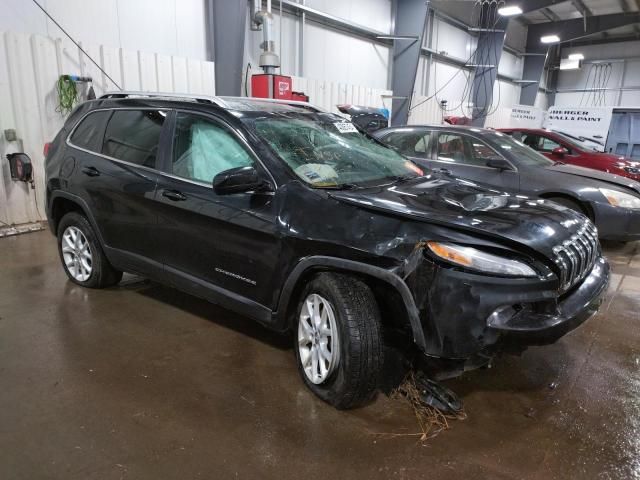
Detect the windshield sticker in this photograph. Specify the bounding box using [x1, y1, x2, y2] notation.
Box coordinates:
[333, 122, 358, 134]
[294, 164, 339, 184]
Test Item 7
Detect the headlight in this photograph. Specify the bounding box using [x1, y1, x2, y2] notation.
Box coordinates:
[427, 241, 537, 277]
[599, 188, 640, 209]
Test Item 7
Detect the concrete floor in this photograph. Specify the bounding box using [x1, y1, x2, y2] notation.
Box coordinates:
[1, 231, 639, 480]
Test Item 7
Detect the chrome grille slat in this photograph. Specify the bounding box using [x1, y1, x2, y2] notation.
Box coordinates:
[552, 221, 600, 291]
[577, 235, 592, 267]
[572, 236, 586, 276]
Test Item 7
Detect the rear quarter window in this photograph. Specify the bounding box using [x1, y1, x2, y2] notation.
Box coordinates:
[102, 110, 166, 168]
[69, 110, 111, 152]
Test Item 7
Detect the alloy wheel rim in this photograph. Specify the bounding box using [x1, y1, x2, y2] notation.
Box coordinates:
[61, 226, 93, 282]
[298, 293, 340, 385]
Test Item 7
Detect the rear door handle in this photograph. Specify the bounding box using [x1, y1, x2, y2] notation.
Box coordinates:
[161, 189, 187, 201]
[81, 166, 100, 177]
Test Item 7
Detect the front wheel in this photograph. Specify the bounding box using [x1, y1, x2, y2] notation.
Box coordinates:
[294, 273, 383, 409]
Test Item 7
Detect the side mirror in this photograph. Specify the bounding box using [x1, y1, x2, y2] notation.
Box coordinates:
[486, 158, 512, 171]
[213, 166, 271, 195]
[552, 146, 568, 157]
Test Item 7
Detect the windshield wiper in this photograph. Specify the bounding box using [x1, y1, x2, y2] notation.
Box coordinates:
[387, 174, 418, 183]
[313, 183, 359, 190]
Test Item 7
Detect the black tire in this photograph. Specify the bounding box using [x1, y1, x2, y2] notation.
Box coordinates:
[293, 272, 383, 409]
[547, 196, 590, 219]
[57, 212, 123, 288]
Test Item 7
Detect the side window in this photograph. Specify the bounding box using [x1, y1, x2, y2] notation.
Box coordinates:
[69, 110, 111, 152]
[437, 134, 498, 167]
[413, 134, 431, 156]
[172, 113, 255, 183]
[540, 136, 562, 152]
[102, 110, 166, 168]
[469, 139, 505, 166]
[383, 131, 431, 159]
[522, 133, 541, 150]
[437, 133, 468, 164]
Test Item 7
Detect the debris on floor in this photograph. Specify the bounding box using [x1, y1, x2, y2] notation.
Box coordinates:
[380, 371, 466, 442]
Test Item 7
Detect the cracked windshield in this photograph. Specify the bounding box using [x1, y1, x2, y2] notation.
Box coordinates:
[248, 114, 423, 188]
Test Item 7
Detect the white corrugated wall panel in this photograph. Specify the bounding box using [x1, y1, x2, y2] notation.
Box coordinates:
[290, 75, 392, 114]
[0, 31, 215, 226]
[407, 95, 442, 126]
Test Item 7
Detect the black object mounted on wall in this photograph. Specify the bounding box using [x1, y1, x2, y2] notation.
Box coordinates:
[7, 153, 33, 183]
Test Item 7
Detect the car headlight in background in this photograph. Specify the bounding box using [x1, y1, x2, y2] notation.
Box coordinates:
[599, 188, 640, 210]
[426, 241, 537, 277]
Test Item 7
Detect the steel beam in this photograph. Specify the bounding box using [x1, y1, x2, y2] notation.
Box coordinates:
[389, 0, 430, 126]
[542, 8, 562, 22]
[565, 33, 640, 47]
[527, 12, 640, 43]
[519, 0, 566, 14]
[276, 0, 389, 41]
[209, 0, 247, 96]
[571, 0, 593, 17]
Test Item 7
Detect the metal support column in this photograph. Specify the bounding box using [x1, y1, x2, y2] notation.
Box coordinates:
[207, 0, 247, 96]
[390, 0, 430, 126]
[545, 45, 561, 106]
[519, 53, 548, 105]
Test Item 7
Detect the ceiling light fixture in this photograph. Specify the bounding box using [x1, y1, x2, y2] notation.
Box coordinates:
[568, 53, 584, 60]
[497, 5, 523, 16]
[560, 58, 581, 70]
[541, 35, 560, 44]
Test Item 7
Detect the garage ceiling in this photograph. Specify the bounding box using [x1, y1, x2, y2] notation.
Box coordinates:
[431, 0, 640, 45]
[520, 0, 639, 24]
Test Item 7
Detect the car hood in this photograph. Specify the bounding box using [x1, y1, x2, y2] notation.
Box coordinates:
[545, 163, 640, 194]
[329, 175, 585, 258]
[598, 152, 639, 166]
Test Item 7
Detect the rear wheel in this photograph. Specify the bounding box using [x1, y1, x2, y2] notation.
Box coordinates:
[57, 212, 122, 288]
[294, 273, 383, 409]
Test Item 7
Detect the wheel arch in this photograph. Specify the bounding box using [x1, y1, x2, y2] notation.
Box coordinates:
[539, 192, 594, 220]
[49, 192, 106, 246]
[274, 256, 427, 351]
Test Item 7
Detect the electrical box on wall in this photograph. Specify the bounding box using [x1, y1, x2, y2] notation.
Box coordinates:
[251, 74, 293, 100]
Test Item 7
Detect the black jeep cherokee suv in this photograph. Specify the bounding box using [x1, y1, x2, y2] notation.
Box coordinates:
[45, 92, 610, 409]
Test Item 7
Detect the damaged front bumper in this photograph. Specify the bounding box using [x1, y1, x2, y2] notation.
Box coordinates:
[410, 256, 610, 360]
[486, 257, 609, 345]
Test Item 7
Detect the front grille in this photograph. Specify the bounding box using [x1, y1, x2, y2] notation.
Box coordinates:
[552, 222, 600, 292]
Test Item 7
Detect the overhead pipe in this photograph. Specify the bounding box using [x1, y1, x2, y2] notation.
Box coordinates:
[252, 0, 280, 74]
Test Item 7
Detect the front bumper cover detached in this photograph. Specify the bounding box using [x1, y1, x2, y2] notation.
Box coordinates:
[487, 257, 609, 345]
[413, 256, 610, 360]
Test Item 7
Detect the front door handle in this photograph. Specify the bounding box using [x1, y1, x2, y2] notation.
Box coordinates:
[81, 166, 100, 177]
[436, 167, 451, 175]
[161, 189, 187, 201]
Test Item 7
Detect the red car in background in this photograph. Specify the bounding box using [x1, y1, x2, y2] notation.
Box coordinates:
[498, 128, 640, 182]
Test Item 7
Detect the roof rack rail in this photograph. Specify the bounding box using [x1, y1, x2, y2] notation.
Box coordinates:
[98, 91, 325, 112]
[216, 96, 325, 112]
[99, 91, 227, 106]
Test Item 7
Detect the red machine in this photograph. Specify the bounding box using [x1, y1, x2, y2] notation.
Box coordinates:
[251, 74, 292, 100]
[251, 74, 309, 102]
